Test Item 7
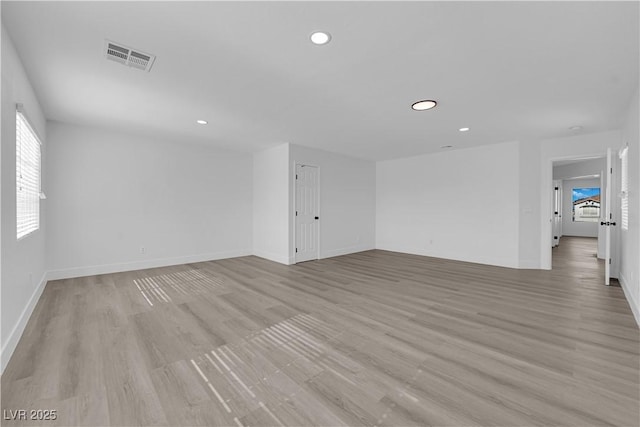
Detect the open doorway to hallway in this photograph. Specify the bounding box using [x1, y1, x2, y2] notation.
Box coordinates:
[551, 155, 621, 285]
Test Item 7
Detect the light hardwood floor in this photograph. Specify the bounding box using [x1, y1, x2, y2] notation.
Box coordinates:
[1, 237, 638, 426]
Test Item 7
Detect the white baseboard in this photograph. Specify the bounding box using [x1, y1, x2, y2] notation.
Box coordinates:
[4, 248, 635, 377]
[519, 259, 540, 269]
[251, 249, 292, 265]
[619, 272, 640, 327]
[375, 243, 520, 269]
[1, 272, 48, 374]
[254, 245, 374, 265]
[321, 244, 375, 259]
[47, 249, 252, 281]
[2, 250, 252, 374]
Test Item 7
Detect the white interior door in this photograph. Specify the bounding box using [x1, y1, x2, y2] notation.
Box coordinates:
[597, 173, 606, 259]
[295, 164, 319, 263]
[552, 180, 561, 247]
[558, 184, 563, 238]
[604, 148, 612, 285]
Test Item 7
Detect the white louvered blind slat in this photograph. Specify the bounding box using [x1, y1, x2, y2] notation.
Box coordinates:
[620, 147, 629, 231]
[16, 110, 41, 239]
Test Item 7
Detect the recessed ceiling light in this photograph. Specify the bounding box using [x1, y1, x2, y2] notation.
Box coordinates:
[411, 100, 437, 111]
[569, 125, 582, 131]
[441, 145, 453, 149]
[196, 120, 208, 125]
[459, 127, 470, 132]
[310, 31, 331, 45]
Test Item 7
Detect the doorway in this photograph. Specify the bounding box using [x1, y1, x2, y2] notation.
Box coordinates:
[550, 154, 619, 285]
[294, 164, 319, 263]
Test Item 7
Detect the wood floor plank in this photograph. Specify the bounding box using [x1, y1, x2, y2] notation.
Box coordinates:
[1, 236, 638, 426]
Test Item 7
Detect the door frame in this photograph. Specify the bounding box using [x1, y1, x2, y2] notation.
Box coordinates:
[605, 148, 612, 284]
[544, 153, 619, 278]
[552, 179, 562, 248]
[292, 161, 320, 264]
[543, 154, 599, 269]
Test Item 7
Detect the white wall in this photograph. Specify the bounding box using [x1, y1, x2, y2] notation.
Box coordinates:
[46, 121, 252, 278]
[377, 141, 521, 268]
[561, 178, 600, 238]
[619, 86, 640, 325]
[253, 143, 290, 264]
[1, 26, 48, 372]
[518, 140, 542, 268]
[289, 144, 375, 261]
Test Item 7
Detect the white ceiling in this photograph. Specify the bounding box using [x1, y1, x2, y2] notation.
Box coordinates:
[3, 1, 638, 161]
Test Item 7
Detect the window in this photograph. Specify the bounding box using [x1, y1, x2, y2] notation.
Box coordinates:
[620, 146, 629, 230]
[16, 105, 42, 239]
[572, 187, 600, 222]
[579, 205, 599, 218]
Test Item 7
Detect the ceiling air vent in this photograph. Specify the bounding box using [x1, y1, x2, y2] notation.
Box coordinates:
[104, 40, 156, 72]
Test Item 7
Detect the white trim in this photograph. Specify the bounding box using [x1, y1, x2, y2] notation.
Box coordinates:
[542, 153, 608, 270]
[321, 244, 374, 259]
[2, 247, 636, 376]
[292, 160, 297, 263]
[619, 272, 640, 327]
[252, 249, 292, 265]
[46, 249, 251, 281]
[1, 272, 48, 374]
[518, 259, 540, 269]
[541, 157, 554, 270]
[3, 249, 251, 373]
[375, 243, 520, 269]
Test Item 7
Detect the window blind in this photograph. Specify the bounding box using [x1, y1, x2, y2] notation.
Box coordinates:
[620, 146, 629, 231]
[16, 108, 41, 239]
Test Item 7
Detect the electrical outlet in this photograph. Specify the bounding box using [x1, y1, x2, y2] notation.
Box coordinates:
[140, 246, 146, 254]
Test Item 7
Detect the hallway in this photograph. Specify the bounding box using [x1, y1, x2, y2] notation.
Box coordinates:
[552, 236, 604, 283]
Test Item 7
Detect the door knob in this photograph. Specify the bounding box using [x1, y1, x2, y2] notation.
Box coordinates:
[315, 216, 319, 220]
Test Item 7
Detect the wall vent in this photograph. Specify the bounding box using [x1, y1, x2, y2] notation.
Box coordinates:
[104, 40, 155, 72]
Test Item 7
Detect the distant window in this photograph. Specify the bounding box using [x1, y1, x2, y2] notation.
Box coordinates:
[580, 206, 599, 217]
[572, 187, 600, 223]
[620, 147, 629, 230]
[16, 107, 42, 239]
